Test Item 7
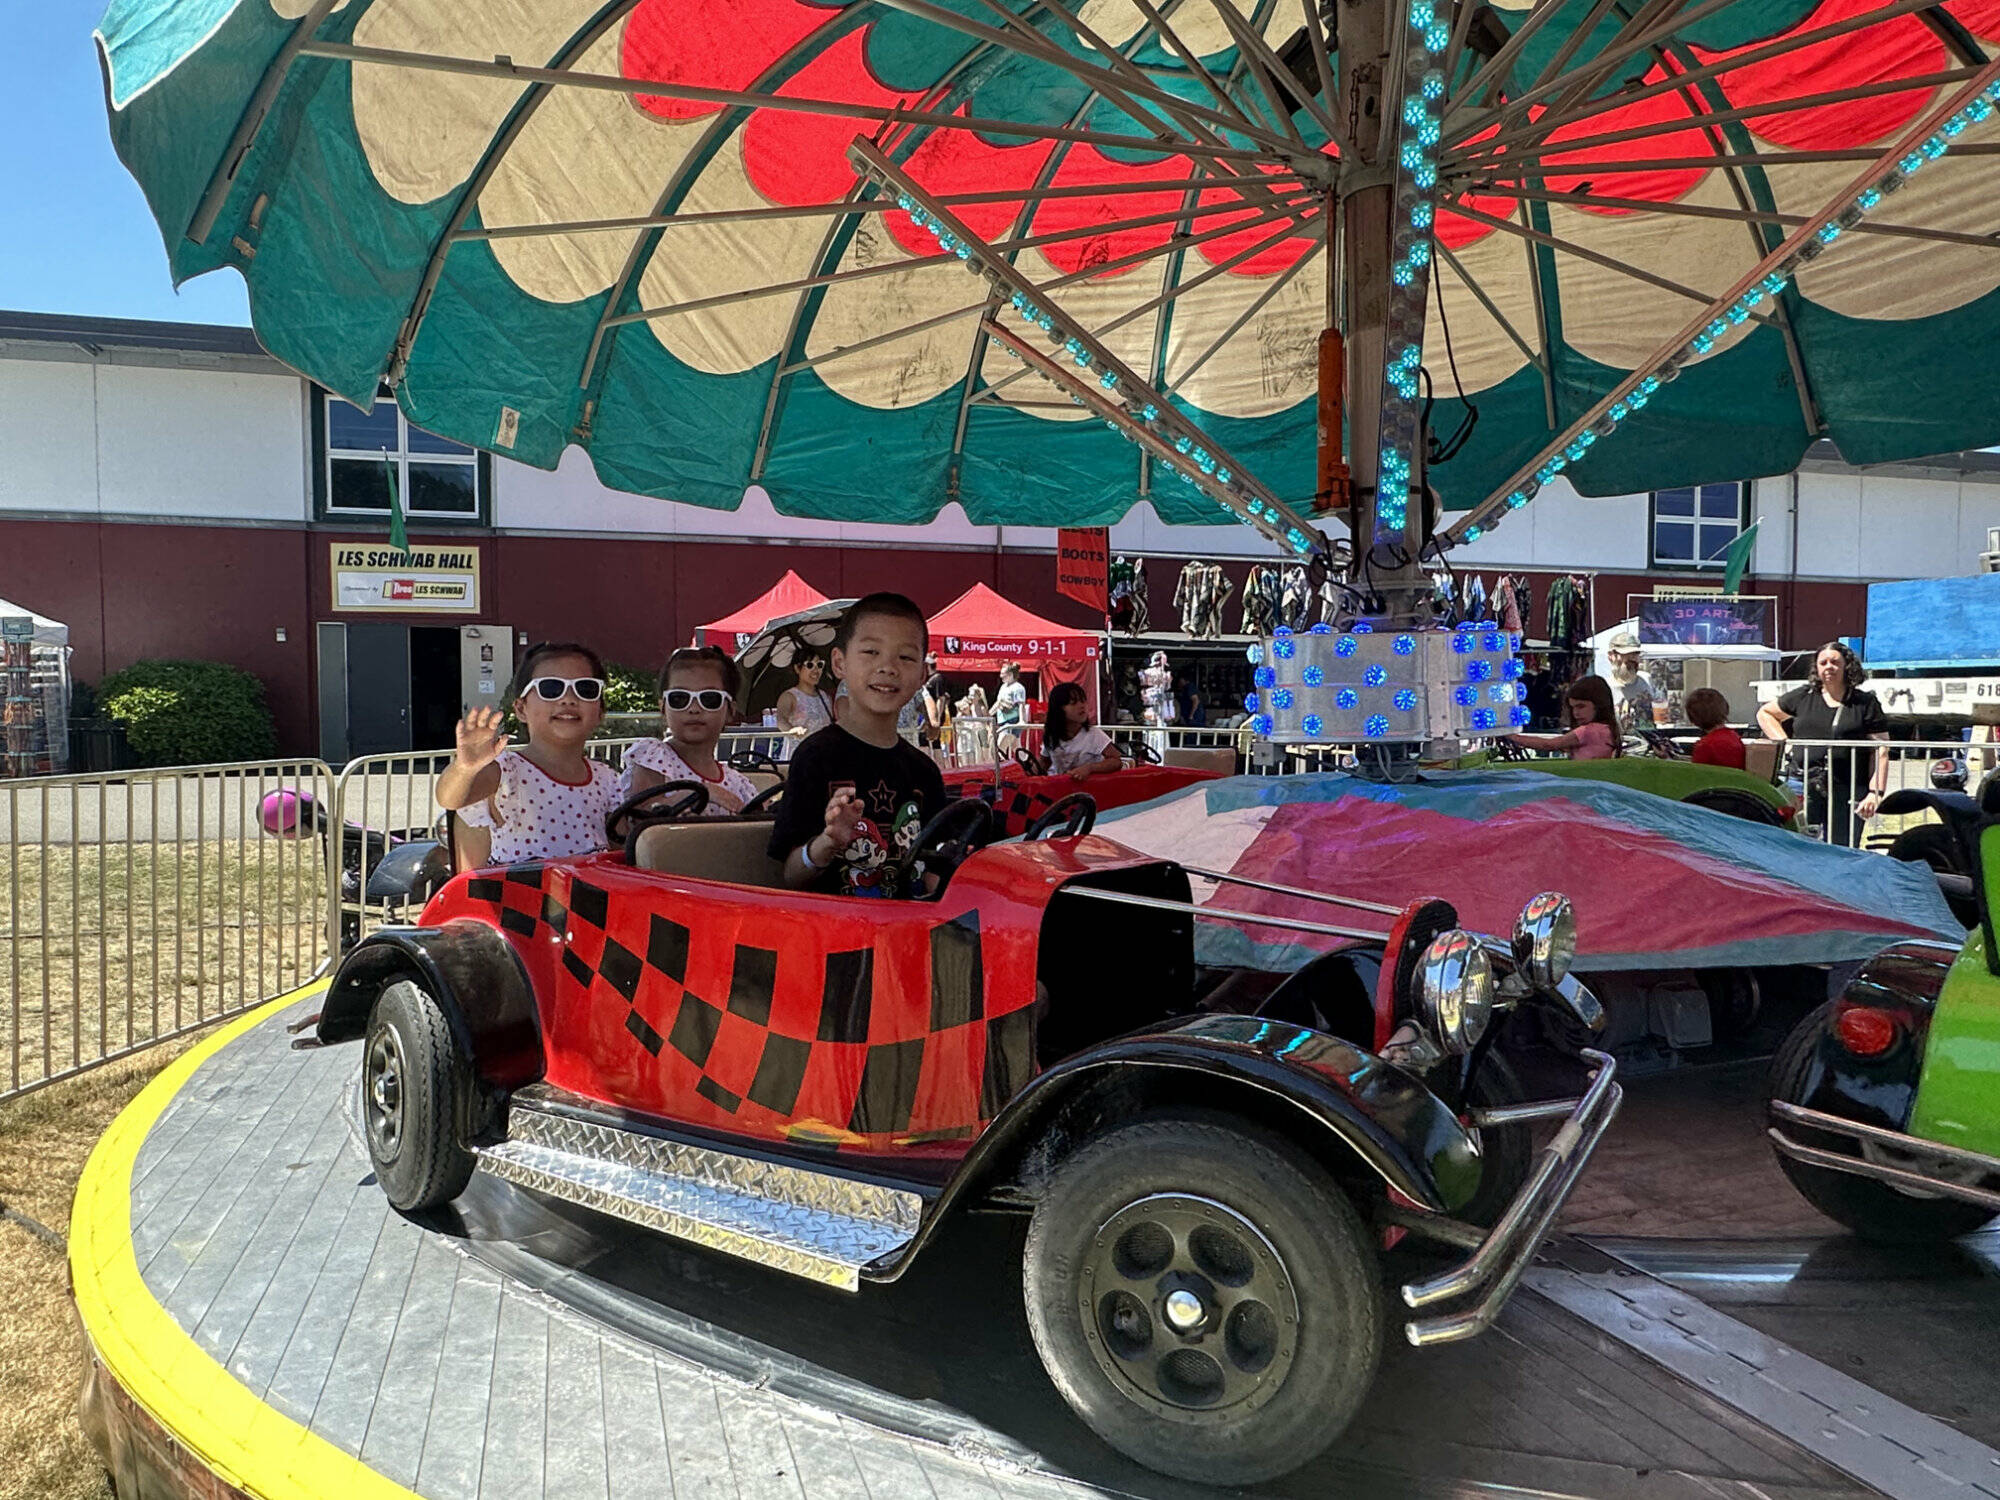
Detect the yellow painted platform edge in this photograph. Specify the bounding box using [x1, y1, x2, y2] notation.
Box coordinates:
[70, 984, 423, 1500]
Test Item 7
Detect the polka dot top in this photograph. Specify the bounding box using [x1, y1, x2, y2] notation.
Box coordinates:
[620, 739, 758, 815]
[458, 751, 619, 864]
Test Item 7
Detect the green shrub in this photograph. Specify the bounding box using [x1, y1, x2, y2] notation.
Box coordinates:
[602, 662, 657, 715]
[98, 660, 278, 767]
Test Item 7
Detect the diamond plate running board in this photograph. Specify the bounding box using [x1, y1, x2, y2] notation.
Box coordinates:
[476, 1104, 923, 1291]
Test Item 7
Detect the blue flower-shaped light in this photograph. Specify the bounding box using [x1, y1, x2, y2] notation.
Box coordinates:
[1302, 664, 1325, 687]
[1246, 643, 1263, 665]
[1252, 714, 1274, 736]
[1274, 625, 1293, 638]
[1353, 622, 1374, 634]
[1394, 689, 1418, 711]
[1503, 658, 1525, 680]
[1483, 632, 1505, 652]
[1452, 633, 1474, 655]
[1274, 638, 1296, 661]
[1365, 714, 1390, 738]
[1510, 706, 1531, 727]
[1454, 685, 1478, 707]
[1467, 659, 1493, 682]
[1310, 623, 1332, 635]
[1243, 692, 1260, 712]
[1335, 634, 1359, 657]
[1254, 666, 1276, 689]
[1272, 688, 1294, 710]
[1472, 708, 1497, 730]
[1363, 664, 1388, 687]
[1302, 714, 1324, 737]
[1336, 688, 1359, 710]
[1393, 634, 1416, 655]
[1489, 683, 1513, 704]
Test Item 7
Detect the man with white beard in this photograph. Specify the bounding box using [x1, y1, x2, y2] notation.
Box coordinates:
[1605, 632, 1658, 736]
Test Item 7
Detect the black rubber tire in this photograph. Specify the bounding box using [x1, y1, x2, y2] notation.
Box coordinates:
[1767, 1004, 1996, 1243]
[1455, 1054, 1536, 1230]
[363, 979, 476, 1213]
[1887, 823, 1981, 928]
[1700, 967, 1763, 1040]
[1022, 1112, 1383, 1486]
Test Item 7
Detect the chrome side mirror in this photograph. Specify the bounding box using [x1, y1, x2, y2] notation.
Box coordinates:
[1512, 892, 1576, 990]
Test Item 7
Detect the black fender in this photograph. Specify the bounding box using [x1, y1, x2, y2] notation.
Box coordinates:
[1787, 940, 1955, 1133]
[361, 839, 449, 904]
[868, 1013, 1481, 1281]
[316, 919, 545, 1091]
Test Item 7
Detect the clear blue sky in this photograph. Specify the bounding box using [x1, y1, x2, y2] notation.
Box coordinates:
[3, 1, 250, 326]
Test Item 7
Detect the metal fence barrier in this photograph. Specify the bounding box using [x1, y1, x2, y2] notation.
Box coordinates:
[1, 760, 332, 1103]
[6, 726, 1971, 1105]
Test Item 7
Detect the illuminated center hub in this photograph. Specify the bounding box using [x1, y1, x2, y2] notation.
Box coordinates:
[1246, 625, 1524, 743]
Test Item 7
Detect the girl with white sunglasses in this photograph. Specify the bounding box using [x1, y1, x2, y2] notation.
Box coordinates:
[441, 641, 621, 867]
[622, 646, 757, 816]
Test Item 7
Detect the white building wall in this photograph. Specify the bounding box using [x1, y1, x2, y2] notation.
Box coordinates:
[0, 353, 305, 522]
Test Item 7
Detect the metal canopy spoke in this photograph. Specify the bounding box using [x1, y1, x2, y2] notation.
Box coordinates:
[1468, 182, 2000, 250]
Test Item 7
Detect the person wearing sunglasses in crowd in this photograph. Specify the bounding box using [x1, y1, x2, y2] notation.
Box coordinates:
[441, 641, 621, 867]
[621, 646, 757, 815]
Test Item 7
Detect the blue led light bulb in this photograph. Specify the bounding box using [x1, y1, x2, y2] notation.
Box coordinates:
[1364, 664, 1388, 687]
[1353, 622, 1374, 634]
[1472, 708, 1496, 730]
[1452, 633, 1474, 654]
[1394, 634, 1416, 655]
[1394, 689, 1418, 711]
[1503, 658, 1525, 680]
[1302, 714, 1324, 737]
[1366, 714, 1391, 738]
[1274, 637, 1296, 661]
[1246, 643, 1263, 665]
[1454, 685, 1477, 707]
[1510, 705, 1530, 726]
[1335, 634, 1359, 657]
[1310, 622, 1332, 635]
[1302, 664, 1325, 687]
[1252, 714, 1274, 737]
[1483, 632, 1504, 651]
[1254, 666, 1275, 689]
[1489, 683, 1513, 704]
[1337, 688, 1358, 710]
[1243, 692, 1260, 712]
[1467, 659, 1493, 682]
[1272, 688, 1294, 710]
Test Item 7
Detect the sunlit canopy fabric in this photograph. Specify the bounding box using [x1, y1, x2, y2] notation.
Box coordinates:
[99, 0, 2000, 531]
[695, 569, 832, 646]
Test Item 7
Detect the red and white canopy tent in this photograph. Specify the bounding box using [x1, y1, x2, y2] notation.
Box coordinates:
[696, 570, 832, 650]
[928, 584, 1100, 718]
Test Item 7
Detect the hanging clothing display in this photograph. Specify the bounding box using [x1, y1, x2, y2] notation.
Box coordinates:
[1429, 572, 1457, 624]
[1459, 573, 1488, 625]
[1240, 565, 1281, 637]
[1513, 576, 1534, 639]
[1277, 565, 1311, 631]
[1196, 563, 1234, 639]
[1546, 575, 1592, 650]
[1493, 575, 1523, 635]
[1139, 651, 1177, 726]
[1173, 560, 1208, 636]
[1109, 556, 1150, 636]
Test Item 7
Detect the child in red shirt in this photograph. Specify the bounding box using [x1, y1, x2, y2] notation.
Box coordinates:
[1686, 687, 1746, 770]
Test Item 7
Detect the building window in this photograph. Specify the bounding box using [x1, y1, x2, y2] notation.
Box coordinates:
[320, 392, 486, 521]
[1650, 482, 1746, 570]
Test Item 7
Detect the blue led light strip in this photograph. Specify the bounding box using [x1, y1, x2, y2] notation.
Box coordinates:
[1371, 0, 1451, 550]
[1440, 59, 2000, 549]
[845, 139, 1336, 565]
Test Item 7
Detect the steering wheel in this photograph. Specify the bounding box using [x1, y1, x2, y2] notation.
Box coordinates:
[1486, 736, 1530, 763]
[606, 779, 709, 856]
[1015, 745, 1047, 776]
[1125, 737, 1161, 765]
[898, 798, 993, 893]
[739, 782, 785, 816]
[728, 749, 784, 778]
[1025, 792, 1096, 841]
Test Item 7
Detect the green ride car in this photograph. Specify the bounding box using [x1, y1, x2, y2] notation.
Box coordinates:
[1459, 746, 1799, 828]
[1766, 783, 2000, 1240]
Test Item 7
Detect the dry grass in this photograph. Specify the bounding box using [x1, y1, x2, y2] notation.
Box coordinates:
[0, 1038, 198, 1500]
[2, 842, 322, 1099]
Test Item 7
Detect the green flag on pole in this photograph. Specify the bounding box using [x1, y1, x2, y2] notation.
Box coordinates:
[382, 453, 409, 554]
[1721, 520, 1760, 595]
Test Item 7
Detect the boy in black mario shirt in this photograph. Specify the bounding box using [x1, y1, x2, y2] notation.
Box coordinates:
[770, 593, 947, 897]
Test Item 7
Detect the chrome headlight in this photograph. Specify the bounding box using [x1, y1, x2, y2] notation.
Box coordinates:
[1418, 929, 1494, 1054]
[1512, 892, 1576, 990]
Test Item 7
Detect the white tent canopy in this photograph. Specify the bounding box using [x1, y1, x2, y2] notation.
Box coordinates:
[0, 596, 70, 649]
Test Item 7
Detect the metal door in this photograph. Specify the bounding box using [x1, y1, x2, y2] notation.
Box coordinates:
[345, 623, 411, 757]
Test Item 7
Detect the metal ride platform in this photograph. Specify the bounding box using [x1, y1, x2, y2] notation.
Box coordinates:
[73, 989, 2000, 1500]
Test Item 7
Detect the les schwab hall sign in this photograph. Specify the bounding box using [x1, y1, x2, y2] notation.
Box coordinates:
[330, 544, 480, 613]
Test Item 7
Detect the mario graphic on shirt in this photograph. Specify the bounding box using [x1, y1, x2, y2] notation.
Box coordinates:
[843, 818, 892, 897]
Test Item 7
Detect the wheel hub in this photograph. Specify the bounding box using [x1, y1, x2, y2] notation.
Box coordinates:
[1078, 1193, 1300, 1420]
[363, 1028, 407, 1164]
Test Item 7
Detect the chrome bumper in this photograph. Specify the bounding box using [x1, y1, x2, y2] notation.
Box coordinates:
[1399, 1048, 1622, 1348]
[1768, 1099, 2000, 1214]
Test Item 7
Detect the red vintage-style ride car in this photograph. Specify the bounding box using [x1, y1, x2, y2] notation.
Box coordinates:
[310, 781, 1618, 1486]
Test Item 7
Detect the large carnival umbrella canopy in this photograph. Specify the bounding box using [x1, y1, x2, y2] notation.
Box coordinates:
[99, 0, 2000, 542]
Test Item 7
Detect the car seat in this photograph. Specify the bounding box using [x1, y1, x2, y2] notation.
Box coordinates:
[632, 820, 787, 887]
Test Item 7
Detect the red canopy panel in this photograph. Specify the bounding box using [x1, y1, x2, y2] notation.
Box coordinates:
[697, 570, 832, 647]
[929, 583, 1101, 715]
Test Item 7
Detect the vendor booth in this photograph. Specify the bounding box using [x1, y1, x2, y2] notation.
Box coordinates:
[696, 570, 832, 650]
[0, 596, 71, 776]
[928, 583, 1100, 712]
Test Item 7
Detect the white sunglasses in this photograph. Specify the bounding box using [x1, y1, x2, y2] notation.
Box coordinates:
[522, 676, 604, 702]
[664, 688, 733, 712]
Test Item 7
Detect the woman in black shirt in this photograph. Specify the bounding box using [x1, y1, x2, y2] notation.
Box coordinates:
[1756, 640, 1889, 848]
